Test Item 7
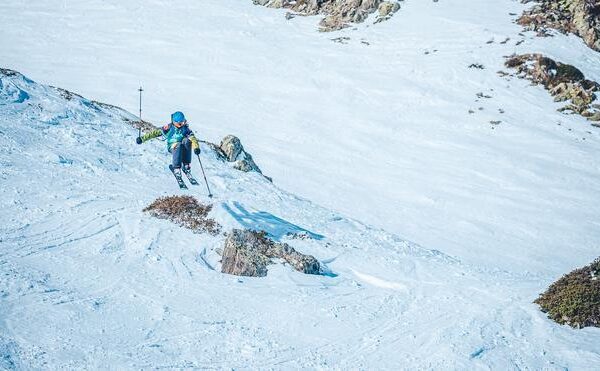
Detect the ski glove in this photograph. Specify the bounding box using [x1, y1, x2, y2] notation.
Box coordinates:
[194, 147, 201, 155]
[136, 137, 143, 144]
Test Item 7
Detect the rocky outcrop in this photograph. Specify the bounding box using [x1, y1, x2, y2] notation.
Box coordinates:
[518, 0, 600, 52]
[219, 135, 264, 174]
[504, 54, 600, 122]
[143, 196, 221, 235]
[254, 0, 402, 32]
[535, 257, 600, 329]
[221, 229, 321, 277]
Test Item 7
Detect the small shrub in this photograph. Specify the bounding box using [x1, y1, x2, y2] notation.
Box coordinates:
[535, 258, 600, 328]
[143, 195, 221, 235]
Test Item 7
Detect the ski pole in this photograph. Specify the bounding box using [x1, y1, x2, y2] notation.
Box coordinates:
[196, 153, 213, 198]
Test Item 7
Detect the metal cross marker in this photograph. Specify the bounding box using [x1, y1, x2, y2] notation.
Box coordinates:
[138, 86, 143, 120]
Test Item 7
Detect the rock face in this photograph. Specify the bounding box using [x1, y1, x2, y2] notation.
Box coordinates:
[219, 135, 264, 174]
[221, 229, 321, 277]
[518, 0, 600, 52]
[504, 54, 600, 122]
[253, 0, 402, 31]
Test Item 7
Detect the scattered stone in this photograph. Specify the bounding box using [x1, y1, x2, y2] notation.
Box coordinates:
[143, 196, 221, 235]
[285, 231, 314, 240]
[469, 63, 485, 69]
[535, 257, 600, 329]
[518, 0, 600, 52]
[332, 36, 351, 44]
[221, 229, 321, 277]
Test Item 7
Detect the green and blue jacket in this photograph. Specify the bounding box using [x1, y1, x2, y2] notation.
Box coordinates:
[140, 123, 199, 151]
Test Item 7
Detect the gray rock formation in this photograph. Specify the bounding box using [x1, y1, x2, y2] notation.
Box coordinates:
[219, 135, 264, 175]
[221, 229, 321, 277]
[253, 0, 402, 31]
[519, 0, 600, 52]
[504, 54, 600, 123]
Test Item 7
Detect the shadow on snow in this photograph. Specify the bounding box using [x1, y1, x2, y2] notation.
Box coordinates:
[222, 201, 324, 241]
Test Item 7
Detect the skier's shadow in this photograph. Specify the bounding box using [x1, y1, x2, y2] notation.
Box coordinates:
[223, 201, 324, 241]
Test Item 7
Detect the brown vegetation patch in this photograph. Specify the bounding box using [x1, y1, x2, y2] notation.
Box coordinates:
[535, 258, 600, 328]
[143, 195, 221, 235]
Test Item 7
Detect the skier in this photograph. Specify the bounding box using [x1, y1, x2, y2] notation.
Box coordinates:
[136, 111, 201, 177]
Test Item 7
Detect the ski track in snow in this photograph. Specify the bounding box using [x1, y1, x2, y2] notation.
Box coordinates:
[0, 0, 599, 369]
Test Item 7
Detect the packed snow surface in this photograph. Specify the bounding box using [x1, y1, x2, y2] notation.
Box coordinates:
[1, 0, 600, 369]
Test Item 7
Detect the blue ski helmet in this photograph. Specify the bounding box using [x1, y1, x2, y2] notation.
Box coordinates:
[172, 111, 186, 123]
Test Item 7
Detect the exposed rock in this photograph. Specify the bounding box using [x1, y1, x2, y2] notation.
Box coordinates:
[504, 54, 600, 123]
[123, 118, 157, 134]
[535, 257, 600, 329]
[379, 1, 399, 17]
[219, 135, 265, 175]
[518, 0, 600, 52]
[221, 229, 321, 277]
[0, 68, 19, 77]
[51, 86, 85, 101]
[375, 1, 401, 23]
[143, 196, 221, 235]
[220, 135, 244, 162]
[254, 0, 403, 32]
[221, 229, 271, 277]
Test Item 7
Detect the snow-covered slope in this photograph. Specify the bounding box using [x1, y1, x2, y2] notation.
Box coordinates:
[0, 70, 598, 369]
[1, 0, 600, 368]
[1, 0, 599, 278]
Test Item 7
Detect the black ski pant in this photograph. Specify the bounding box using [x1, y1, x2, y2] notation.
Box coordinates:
[170, 138, 192, 169]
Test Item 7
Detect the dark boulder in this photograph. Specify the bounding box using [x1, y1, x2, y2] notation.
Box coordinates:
[221, 229, 321, 277]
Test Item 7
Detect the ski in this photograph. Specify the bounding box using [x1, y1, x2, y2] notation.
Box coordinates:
[182, 167, 199, 185]
[169, 165, 188, 190]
